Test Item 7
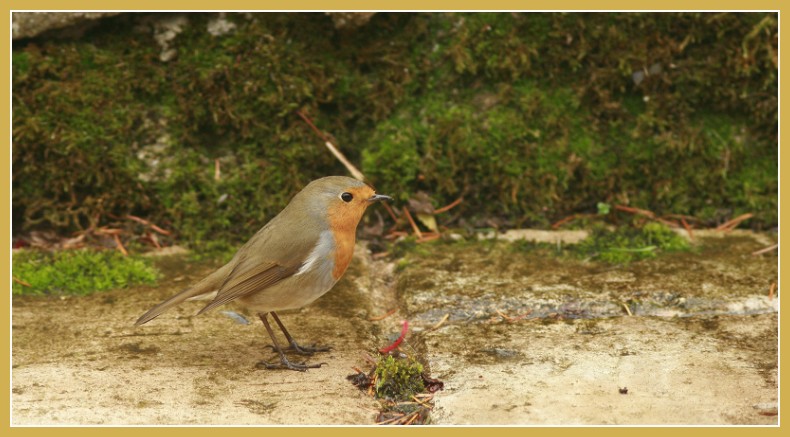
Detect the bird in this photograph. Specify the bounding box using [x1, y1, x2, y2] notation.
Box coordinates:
[135, 176, 392, 371]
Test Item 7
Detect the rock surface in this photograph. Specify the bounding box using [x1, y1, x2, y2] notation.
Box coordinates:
[11, 231, 778, 425]
[12, 12, 122, 39]
[425, 314, 777, 425]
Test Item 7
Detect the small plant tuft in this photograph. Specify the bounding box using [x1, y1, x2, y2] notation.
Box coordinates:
[12, 249, 159, 296]
[374, 355, 426, 401]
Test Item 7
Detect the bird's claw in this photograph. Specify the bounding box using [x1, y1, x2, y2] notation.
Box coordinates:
[265, 343, 332, 356]
[256, 359, 327, 372]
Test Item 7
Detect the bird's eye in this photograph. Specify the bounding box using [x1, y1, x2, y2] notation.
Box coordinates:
[340, 192, 353, 202]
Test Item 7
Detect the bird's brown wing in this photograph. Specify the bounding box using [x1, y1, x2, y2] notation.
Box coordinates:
[195, 212, 322, 315]
[196, 261, 300, 315]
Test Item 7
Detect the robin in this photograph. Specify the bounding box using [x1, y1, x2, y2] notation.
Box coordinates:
[135, 176, 392, 371]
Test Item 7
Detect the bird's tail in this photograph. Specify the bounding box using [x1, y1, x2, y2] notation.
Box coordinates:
[134, 265, 229, 326]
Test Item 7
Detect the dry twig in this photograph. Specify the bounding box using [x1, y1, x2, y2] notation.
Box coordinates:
[655, 217, 681, 228]
[614, 204, 656, 218]
[112, 234, 128, 256]
[361, 352, 378, 366]
[495, 309, 532, 323]
[410, 395, 433, 410]
[715, 213, 753, 232]
[382, 203, 400, 223]
[402, 207, 423, 239]
[433, 197, 463, 214]
[144, 232, 162, 249]
[429, 313, 450, 331]
[403, 412, 421, 425]
[417, 233, 440, 244]
[551, 214, 592, 229]
[752, 244, 778, 256]
[369, 308, 398, 321]
[125, 215, 172, 236]
[664, 214, 700, 222]
[377, 413, 406, 425]
[385, 231, 409, 240]
[13, 277, 31, 287]
[297, 110, 365, 181]
[680, 217, 694, 240]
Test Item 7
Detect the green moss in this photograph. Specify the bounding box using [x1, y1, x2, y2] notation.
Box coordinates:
[11, 12, 778, 250]
[374, 355, 425, 401]
[362, 82, 593, 225]
[496, 222, 691, 264]
[12, 249, 159, 296]
[574, 223, 690, 263]
[390, 236, 431, 260]
[394, 258, 412, 273]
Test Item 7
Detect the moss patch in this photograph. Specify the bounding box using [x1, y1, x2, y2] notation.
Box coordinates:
[347, 352, 441, 424]
[572, 222, 691, 263]
[374, 355, 426, 401]
[12, 249, 159, 295]
[12, 13, 778, 250]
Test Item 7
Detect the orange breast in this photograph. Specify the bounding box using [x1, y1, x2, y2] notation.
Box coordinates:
[331, 229, 355, 280]
[326, 185, 373, 280]
[327, 205, 359, 280]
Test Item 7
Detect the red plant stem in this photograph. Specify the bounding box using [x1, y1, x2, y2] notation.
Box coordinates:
[379, 320, 409, 354]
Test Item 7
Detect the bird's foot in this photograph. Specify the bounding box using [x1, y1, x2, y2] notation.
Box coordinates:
[266, 342, 332, 356]
[255, 357, 326, 372]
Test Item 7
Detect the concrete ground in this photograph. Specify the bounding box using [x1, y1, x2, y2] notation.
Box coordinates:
[11, 230, 779, 425]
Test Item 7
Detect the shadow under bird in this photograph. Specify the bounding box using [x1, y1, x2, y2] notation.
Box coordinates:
[135, 176, 392, 371]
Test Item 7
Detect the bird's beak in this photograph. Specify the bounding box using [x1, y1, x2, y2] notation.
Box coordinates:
[367, 194, 393, 203]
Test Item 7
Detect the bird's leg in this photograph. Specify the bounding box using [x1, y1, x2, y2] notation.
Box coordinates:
[256, 313, 325, 371]
[269, 311, 332, 355]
